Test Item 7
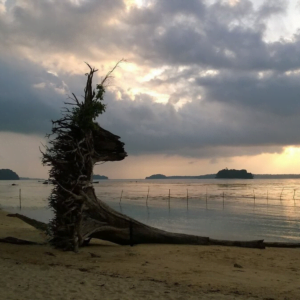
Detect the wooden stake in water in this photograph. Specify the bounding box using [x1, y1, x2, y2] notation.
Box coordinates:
[119, 190, 123, 203]
[253, 189, 256, 206]
[186, 189, 189, 209]
[280, 188, 284, 201]
[19, 189, 21, 210]
[146, 187, 149, 206]
[223, 192, 225, 209]
[168, 189, 170, 210]
[293, 189, 296, 205]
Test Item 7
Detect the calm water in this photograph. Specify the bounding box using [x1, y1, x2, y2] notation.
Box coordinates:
[0, 179, 300, 242]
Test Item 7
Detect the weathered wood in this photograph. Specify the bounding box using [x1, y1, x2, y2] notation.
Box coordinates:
[0, 237, 43, 245]
[264, 242, 300, 248]
[210, 239, 265, 249]
[7, 213, 48, 232]
[9, 210, 300, 249]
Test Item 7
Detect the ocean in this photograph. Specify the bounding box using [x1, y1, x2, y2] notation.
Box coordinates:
[0, 179, 300, 242]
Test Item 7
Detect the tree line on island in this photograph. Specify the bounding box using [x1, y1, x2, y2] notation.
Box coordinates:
[0, 169, 19, 180]
[145, 169, 253, 179]
[93, 174, 108, 180]
[215, 168, 253, 179]
[146, 169, 300, 179]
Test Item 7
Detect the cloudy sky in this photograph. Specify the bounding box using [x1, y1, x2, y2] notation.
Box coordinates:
[1, 0, 300, 179]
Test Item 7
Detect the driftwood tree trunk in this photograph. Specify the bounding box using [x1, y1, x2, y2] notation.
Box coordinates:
[78, 188, 265, 248]
[7, 212, 300, 248]
[42, 63, 264, 251]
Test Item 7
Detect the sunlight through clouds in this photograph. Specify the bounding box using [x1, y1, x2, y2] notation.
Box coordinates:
[0, 0, 6, 14]
[272, 146, 300, 173]
[228, 0, 240, 7]
[283, 146, 300, 158]
[124, 0, 149, 10]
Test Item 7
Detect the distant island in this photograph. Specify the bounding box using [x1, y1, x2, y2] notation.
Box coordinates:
[146, 174, 167, 179]
[146, 171, 300, 179]
[215, 168, 253, 179]
[93, 174, 108, 180]
[0, 169, 20, 180]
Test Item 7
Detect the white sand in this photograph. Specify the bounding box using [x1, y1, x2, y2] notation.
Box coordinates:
[0, 209, 299, 300]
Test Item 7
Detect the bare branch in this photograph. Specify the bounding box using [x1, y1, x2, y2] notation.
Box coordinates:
[100, 59, 126, 86]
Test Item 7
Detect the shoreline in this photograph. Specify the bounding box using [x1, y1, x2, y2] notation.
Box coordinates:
[1, 208, 300, 299]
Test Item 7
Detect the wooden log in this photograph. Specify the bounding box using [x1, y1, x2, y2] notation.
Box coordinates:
[0, 237, 43, 245]
[8, 211, 300, 250]
[210, 239, 265, 249]
[6, 213, 48, 232]
[264, 242, 300, 248]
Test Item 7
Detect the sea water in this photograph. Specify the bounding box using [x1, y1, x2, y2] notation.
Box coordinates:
[0, 179, 300, 242]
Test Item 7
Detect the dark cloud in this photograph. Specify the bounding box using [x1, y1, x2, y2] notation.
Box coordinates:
[0, 56, 62, 134]
[98, 88, 299, 158]
[119, 0, 296, 71]
[257, 0, 286, 19]
[0, 0, 298, 71]
[197, 70, 300, 115]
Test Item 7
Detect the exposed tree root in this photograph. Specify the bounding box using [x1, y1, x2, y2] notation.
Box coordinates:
[7, 214, 48, 232]
[0, 236, 44, 245]
[264, 242, 300, 248]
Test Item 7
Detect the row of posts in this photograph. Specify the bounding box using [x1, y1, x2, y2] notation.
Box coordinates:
[119, 188, 227, 210]
[13, 187, 299, 211]
[119, 187, 298, 208]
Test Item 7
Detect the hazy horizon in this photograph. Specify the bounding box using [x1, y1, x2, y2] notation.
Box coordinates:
[9, 170, 300, 180]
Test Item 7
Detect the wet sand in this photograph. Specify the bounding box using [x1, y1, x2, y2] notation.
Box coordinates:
[0, 209, 299, 300]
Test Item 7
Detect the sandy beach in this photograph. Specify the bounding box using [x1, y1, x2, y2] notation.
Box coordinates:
[0, 209, 299, 300]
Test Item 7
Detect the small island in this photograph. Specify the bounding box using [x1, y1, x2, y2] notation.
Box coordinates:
[215, 168, 253, 179]
[0, 169, 20, 180]
[146, 174, 167, 179]
[93, 174, 108, 180]
[145, 172, 300, 180]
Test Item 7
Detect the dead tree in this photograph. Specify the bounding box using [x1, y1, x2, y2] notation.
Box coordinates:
[42, 63, 264, 251]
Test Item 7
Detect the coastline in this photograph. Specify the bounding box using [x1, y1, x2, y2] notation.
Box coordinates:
[0, 209, 300, 299]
